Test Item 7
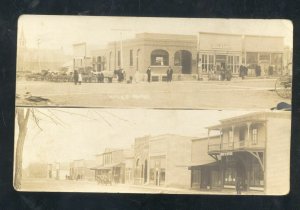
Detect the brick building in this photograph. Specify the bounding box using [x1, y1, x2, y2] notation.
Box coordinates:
[91, 33, 198, 81]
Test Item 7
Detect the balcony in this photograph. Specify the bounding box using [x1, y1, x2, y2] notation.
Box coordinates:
[208, 139, 265, 154]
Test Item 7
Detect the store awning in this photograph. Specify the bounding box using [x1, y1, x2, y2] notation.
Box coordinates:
[187, 160, 217, 170]
[90, 163, 123, 170]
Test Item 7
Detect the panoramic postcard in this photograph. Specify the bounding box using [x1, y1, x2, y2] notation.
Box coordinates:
[14, 16, 292, 195]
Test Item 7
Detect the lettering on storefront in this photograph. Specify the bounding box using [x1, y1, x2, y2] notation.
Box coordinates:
[220, 152, 233, 157]
[211, 43, 231, 50]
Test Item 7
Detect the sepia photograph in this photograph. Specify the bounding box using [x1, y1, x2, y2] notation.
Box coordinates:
[14, 108, 291, 195]
[16, 16, 293, 109]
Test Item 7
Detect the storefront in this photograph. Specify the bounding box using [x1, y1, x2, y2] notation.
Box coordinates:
[134, 134, 192, 189]
[149, 156, 166, 186]
[198, 32, 284, 78]
[92, 163, 125, 184]
[190, 152, 264, 191]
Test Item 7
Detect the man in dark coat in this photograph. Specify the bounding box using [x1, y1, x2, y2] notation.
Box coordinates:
[146, 67, 151, 83]
[74, 70, 79, 85]
[236, 177, 243, 195]
[166, 68, 170, 82]
[169, 66, 173, 82]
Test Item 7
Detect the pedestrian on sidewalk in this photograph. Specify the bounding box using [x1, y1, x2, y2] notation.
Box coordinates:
[168, 66, 173, 82]
[74, 70, 79, 85]
[236, 177, 242, 195]
[78, 71, 82, 85]
[166, 67, 170, 82]
[146, 66, 151, 83]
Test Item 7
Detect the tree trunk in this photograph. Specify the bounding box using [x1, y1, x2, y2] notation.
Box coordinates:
[14, 108, 30, 190]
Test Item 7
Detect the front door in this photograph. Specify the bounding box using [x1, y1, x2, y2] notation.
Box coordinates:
[181, 50, 192, 74]
[155, 169, 160, 186]
[211, 170, 221, 188]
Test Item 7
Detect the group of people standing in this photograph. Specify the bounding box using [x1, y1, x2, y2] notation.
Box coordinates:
[146, 66, 174, 83]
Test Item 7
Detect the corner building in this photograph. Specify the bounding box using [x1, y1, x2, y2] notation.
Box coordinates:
[190, 111, 291, 195]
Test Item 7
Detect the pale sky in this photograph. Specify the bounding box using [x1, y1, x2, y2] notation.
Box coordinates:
[18, 15, 293, 55]
[15, 108, 252, 168]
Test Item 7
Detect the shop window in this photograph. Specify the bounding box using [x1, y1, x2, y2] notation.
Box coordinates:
[129, 49, 133, 66]
[201, 54, 214, 73]
[160, 169, 165, 184]
[151, 49, 169, 66]
[234, 56, 240, 74]
[271, 53, 283, 74]
[252, 129, 258, 145]
[192, 169, 201, 186]
[149, 168, 155, 182]
[224, 167, 236, 185]
[246, 52, 258, 65]
[228, 55, 240, 74]
[201, 54, 208, 72]
[250, 162, 264, 187]
[227, 56, 234, 72]
[259, 53, 270, 61]
[271, 53, 283, 65]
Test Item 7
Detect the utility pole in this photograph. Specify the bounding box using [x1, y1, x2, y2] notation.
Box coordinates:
[111, 28, 132, 69]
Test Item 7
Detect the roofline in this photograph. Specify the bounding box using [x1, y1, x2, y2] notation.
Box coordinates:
[192, 135, 220, 141]
[206, 111, 290, 129]
[198, 31, 284, 39]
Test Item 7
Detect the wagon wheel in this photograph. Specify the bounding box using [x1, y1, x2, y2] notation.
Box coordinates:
[275, 76, 292, 99]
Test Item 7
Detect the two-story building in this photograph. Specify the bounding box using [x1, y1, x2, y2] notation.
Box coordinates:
[189, 111, 291, 195]
[134, 134, 193, 189]
[91, 148, 134, 184]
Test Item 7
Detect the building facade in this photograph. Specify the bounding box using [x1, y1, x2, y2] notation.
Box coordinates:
[91, 33, 198, 81]
[91, 148, 134, 184]
[134, 134, 192, 189]
[190, 111, 291, 195]
[69, 159, 96, 181]
[198, 32, 285, 77]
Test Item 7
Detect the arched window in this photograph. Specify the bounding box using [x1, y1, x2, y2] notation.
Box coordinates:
[151, 49, 169, 66]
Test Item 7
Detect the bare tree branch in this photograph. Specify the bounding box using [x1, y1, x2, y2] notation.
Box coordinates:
[51, 108, 100, 122]
[47, 109, 67, 128]
[94, 111, 113, 128]
[104, 110, 136, 125]
[31, 109, 43, 131]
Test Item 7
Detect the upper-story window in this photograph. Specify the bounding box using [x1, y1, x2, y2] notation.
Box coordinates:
[252, 128, 258, 145]
[228, 130, 233, 144]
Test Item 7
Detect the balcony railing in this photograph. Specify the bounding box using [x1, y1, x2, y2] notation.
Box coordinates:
[208, 139, 265, 154]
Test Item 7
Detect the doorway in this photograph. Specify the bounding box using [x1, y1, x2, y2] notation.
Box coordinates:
[215, 55, 227, 71]
[144, 160, 148, 183]
[175, 50, 192, 74]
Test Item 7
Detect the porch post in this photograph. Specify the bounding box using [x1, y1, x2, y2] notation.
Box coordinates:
[247, 122, 251, 146]
[231, 126, 235, 148]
